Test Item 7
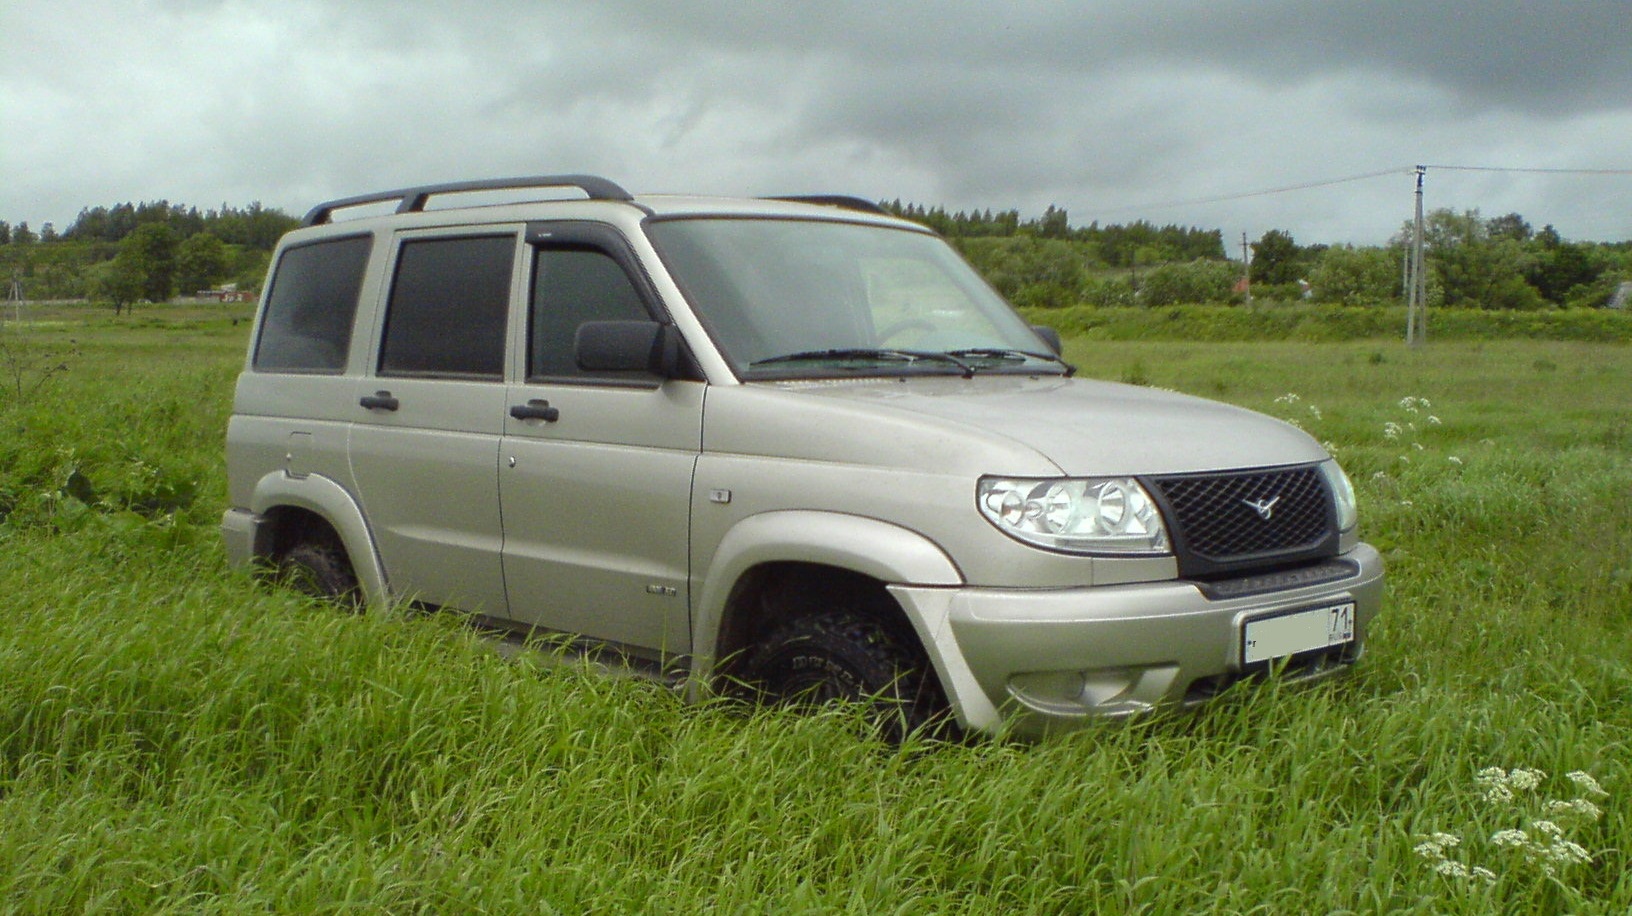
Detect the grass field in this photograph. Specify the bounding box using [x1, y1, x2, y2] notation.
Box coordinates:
[0, 306, 1629, 913]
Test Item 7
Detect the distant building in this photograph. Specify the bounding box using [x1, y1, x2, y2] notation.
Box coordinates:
[195, 282, 253, 302]
[1610, 281, 1631, 310]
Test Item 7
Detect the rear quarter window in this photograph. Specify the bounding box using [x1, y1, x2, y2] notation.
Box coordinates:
[253, 234, 373, 374]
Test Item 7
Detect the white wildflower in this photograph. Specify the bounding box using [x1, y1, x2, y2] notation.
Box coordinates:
[1422, 767, 1607, 887]
[1448, 456, 1463, 466]
[1308, 405, 1322, 420]
[1383, 422, 1402, 440]
[1509, 768, 1545, 791]
[1274, 393, 1300, 404]
[1545, 798, 1603, 820]
[1413, 442, 1424, 451]
[1415, 833, 1462, 857]
[1477, 768, 1517, 804]
[1566, 771, 1609, 797]
[1435, 860, 1470, 878]
[1545, 839, 1591, 866]
[1428, 415, 1442, 425]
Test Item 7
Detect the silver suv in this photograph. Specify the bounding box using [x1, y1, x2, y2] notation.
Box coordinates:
[222, 175, 1383, 738]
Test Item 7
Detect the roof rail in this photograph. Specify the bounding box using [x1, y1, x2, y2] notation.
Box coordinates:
[302, 174, 634, 226]
[765, 195, 889, 215]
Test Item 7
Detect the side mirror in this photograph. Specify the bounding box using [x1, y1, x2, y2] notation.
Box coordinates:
[1030, 324, 1063, 356]
[575, 320, 680, 377]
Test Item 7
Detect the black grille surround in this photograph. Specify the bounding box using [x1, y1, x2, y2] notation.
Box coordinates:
[1145, 464, 1339, 579]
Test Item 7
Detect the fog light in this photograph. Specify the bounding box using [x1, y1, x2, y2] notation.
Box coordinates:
[1007, 670, 1089, 714]
[1007, 665, 1179, 717]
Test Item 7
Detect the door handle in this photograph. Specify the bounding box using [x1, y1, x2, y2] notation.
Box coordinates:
[359, 390, 399, 411]
[509, 399, 560, 422]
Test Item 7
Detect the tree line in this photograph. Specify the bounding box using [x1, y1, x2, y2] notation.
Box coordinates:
[0, 201, 299, 312]
[1245, 211, 1629, 310]
[882, 201, 1226, 265]
[886, 201, 1631, 311]
[4, 196, 1628, 314]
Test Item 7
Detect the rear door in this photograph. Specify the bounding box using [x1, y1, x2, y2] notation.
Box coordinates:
[498, 222, 702, 656]
[347, 229, 523, 614]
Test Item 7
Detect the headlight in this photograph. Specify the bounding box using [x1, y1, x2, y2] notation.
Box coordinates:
[977, 476, 1170, 554]
[1318, 459, 1358, 532]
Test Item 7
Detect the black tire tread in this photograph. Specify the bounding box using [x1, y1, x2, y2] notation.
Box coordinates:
[748, 609, 950, 741]
[277, 534, 359, 604]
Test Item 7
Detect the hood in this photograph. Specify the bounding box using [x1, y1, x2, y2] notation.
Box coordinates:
[771, 374, 1327, 477]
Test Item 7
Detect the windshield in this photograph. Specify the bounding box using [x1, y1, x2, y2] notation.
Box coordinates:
[645, 218, 1066, 379]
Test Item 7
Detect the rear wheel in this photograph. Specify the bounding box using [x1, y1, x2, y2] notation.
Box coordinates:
[747, 609, 950, 741]
[276, 533, 359, 605]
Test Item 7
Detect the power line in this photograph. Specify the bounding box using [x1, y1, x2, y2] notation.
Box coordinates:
[1093, 163, 1632, 218]
[1422, 164, 1632, 176]
[1093, 167, 1413, 216]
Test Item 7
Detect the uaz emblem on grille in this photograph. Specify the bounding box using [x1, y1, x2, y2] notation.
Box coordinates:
[1242, 495, 1281, 520]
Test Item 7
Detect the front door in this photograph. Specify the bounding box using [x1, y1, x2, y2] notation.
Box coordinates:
[499, 223, 702, 656]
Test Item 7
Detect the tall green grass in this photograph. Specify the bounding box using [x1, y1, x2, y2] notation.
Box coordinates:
[0, 311, 1629, 912]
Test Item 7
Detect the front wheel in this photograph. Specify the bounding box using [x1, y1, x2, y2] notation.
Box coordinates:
[275, 534, 360, 605]
[747, 610, 951, 741]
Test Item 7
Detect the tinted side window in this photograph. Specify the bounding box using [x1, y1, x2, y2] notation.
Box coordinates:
[253, 235, 371, 373]
[529, 247, 653, 381]
[379, 235, 515, 379]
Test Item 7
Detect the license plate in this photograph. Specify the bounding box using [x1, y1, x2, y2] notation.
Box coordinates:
[1242, 602, 1355, 665]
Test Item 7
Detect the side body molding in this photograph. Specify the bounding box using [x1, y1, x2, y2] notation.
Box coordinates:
[687, 510, 964, 692]
[249, 471, 390, 604]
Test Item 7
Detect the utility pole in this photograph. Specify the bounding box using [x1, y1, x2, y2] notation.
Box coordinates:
[1400, 247, 1410, 312]
[1241, 232, 1252, 302]
[1406, 165, 1427, 347]
[6, 273, 21, 323]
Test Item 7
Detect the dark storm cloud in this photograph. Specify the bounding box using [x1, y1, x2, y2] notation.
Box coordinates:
[1167, 2, 1632, 115]
[2, 1, 1628, 244]
[567, 0, 1632, 114]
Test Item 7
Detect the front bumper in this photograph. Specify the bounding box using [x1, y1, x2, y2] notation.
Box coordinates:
[891, 543, 1384, 738]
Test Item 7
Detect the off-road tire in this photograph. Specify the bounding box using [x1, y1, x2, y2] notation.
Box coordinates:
[747, 610, 951, 742]
[276, 535, 360, 605]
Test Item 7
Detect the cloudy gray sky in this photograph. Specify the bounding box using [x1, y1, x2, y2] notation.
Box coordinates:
[4, 1, 1630, 246]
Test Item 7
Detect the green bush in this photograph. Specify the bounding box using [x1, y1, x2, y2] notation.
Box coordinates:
[1136, 259, 1239, 306]
[1021, 303, 1632, 343]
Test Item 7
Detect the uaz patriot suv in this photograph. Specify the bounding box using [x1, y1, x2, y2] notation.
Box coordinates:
[222, 175, 1383, 738]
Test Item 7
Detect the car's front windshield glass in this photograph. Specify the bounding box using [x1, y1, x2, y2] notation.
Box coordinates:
[645, 217, 1066, 380]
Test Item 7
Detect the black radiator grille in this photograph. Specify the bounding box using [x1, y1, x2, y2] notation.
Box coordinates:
[1150, 466, 1334, 573]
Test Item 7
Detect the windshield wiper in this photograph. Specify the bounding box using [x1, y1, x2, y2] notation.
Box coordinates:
[750, 348, 975, 378]
[944, 348, 1077, 377]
